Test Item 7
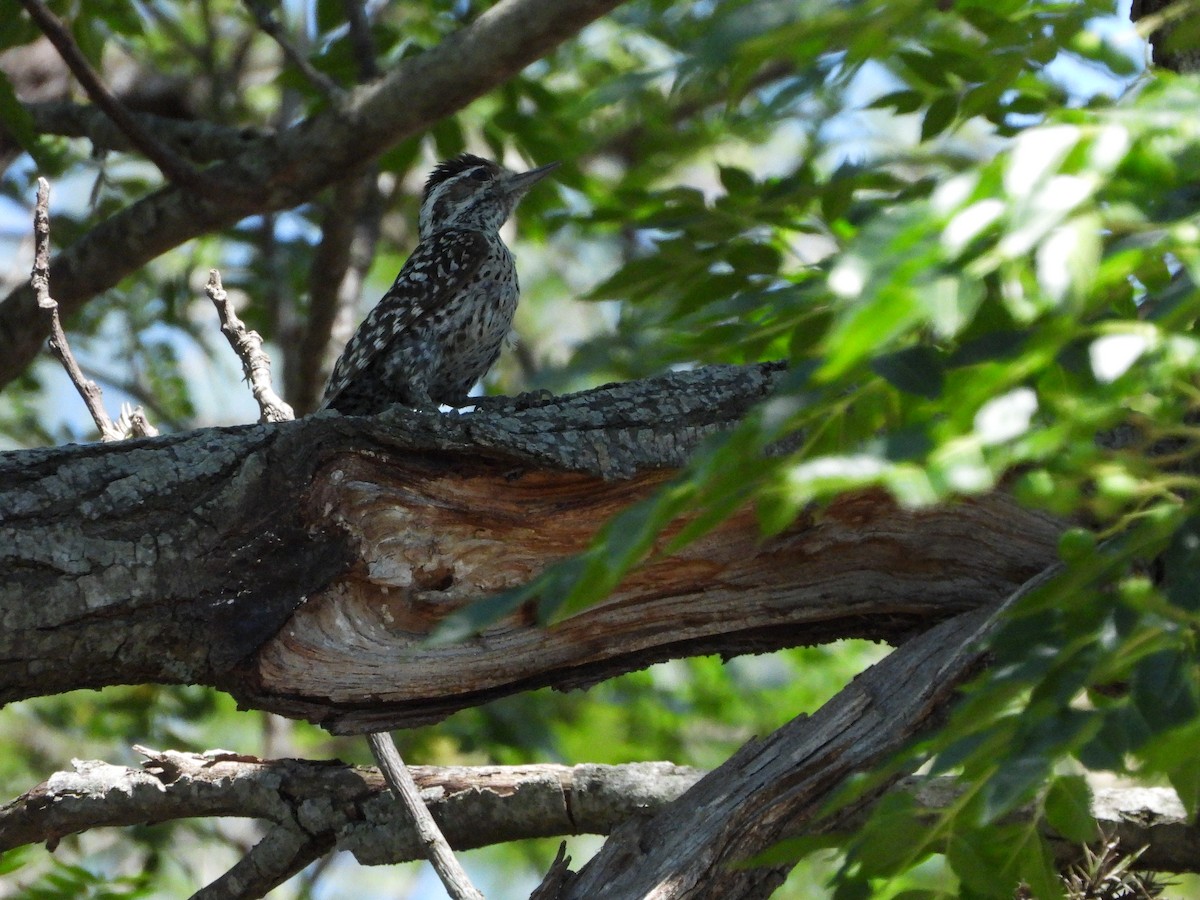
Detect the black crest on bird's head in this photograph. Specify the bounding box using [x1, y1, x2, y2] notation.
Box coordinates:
[424, 153, 498, 199]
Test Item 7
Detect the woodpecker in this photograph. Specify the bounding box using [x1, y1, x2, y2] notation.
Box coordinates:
[320, 154, 559, 414]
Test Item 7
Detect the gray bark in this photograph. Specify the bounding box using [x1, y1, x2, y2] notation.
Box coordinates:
[0, 748, 700, 898]
[0, 364, 1064, 735]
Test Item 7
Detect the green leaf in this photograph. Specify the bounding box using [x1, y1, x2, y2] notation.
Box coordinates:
[871, 345, 945, 398]
[0, 73, 40, 160]
[920, 94, 959, 142]
[899, 50, 951, 88]
[849, 792, 932, 877]
[427, 581, 539, 645]
[1168, 763, 1200, 820]
[726, 241, 782, 275]
[1042, 775, 1097, 843]
[741, 831, 844, 866]
[1131, 649, 1199, 732]
[1162, 514, 1200, 612]
[316, 0, 345, 34]
[869, 89, 926, 114]
[718, 165, 755, 195]
[0, 847, 29, 876]
[948, 826, 1063, 899]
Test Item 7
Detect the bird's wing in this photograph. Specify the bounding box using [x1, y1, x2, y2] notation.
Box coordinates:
[320, 228, 490, 409]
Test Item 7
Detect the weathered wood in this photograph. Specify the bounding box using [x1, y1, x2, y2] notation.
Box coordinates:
[0, 364, 1063, 733]
[561, 588, 1023, 897]
[5, 746, 1197, 882]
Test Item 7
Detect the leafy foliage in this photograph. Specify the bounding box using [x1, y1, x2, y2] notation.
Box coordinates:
[3, 0, 1200, 897]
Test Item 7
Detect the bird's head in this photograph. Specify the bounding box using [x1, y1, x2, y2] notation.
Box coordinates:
[418, 154, 559, 237]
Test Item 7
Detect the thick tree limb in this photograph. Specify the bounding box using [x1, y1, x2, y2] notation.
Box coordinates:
[0, 363, 1064, 733]
[2, 746, 1195, 888]
[0, 749, 702, 864]
[0, 0, 627, 392]
[25, 101, 269, 163]
[559, 564, 1063, 897]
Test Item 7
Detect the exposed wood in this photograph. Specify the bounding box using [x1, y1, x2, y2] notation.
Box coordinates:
[260, 459, 1059, 732]
[560, 577, 1036, 897]
[0, 364, 1064, 733]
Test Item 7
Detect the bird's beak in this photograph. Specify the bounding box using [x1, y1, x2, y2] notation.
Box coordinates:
[505, 161, 560, 195]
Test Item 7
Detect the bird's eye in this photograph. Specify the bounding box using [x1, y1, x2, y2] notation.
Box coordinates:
[469, 168, 492, 182]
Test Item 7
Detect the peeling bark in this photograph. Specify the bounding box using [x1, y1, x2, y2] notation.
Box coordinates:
[0, 364, 1064, 734]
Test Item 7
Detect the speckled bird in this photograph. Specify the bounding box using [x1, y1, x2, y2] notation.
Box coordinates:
[320, 154, 558, 414]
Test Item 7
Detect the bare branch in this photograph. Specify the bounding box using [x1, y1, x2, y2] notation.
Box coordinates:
[0, 748, 703, 862]
[16, 0, 220, 194]
[31, 178, 129, 442]
[206, 269, 296, 424]
[367, 732, 484, 900]
[561, 565, 1065, 897]
[115, 402, 160, 438]
[241, 0, 343, 101]
[191, 823, 330, 900]
[531, 842, 574, 900]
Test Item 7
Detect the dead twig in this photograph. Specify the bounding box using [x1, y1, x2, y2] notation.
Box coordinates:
[205, 269, 295, 424]
[530, 842, 574, 900]
[366, 732, 485, 900]
[17, 0, 218, 194]
[32, 178, 148, 441]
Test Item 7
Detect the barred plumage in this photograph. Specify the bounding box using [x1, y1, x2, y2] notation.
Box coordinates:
[321, 154, 558, 414]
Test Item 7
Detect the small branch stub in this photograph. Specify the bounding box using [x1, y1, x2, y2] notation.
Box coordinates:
[205, 269, 295, 423]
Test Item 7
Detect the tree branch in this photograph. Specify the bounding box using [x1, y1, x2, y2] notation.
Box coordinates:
[561, 564, 1064, 896]
[30, 178, 128, 442]
[2, 739, 1196, 889]
[25, 100, 270, 164]
[343, 0, 381, 80]
[0, 749, 702, 863]
[367, 732, 484, 900]
[16, 0, 219, 194]
[0, 0, 628, 392]
[206, 269, 295, 424]
[0, 362, 1066, 730]
[241, 0, 343, 101]
[191, 823, 332, 900]
[294, 172, 383, 414]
